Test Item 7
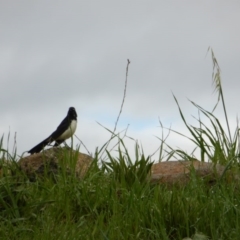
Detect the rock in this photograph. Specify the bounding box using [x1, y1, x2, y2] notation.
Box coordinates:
[18, 147, 93, 180]
[150, 160, 225, 185]
[17, 150, 228, 185]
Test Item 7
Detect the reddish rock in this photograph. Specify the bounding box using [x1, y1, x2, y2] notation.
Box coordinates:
[18, 149, 227, 186]
[18, 147, 93, 180]
[150, 160, 225, 185]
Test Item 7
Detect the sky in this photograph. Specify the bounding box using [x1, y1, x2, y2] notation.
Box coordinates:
[1, 1, 240, 161]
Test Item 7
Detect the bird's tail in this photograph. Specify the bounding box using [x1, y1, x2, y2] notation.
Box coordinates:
[28, 137, 52, 155]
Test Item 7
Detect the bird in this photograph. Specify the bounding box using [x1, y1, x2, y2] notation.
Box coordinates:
[28, 107, 77, 154]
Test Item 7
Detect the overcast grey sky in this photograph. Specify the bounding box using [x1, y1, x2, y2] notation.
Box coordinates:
[1, 1, 240, 160]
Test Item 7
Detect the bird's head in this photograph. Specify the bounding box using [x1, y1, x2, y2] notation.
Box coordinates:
[68, 107, 77, 119]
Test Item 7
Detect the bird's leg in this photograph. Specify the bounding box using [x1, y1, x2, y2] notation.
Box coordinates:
[63, 141, 71, 149]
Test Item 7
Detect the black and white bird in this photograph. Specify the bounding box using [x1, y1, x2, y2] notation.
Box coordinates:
[28, 107, 77, 154]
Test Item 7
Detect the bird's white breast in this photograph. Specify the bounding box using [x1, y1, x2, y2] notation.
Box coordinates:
[58, 120, 77, 140]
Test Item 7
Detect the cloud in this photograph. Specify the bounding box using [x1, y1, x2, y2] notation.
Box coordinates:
[1, 1, 240, 160]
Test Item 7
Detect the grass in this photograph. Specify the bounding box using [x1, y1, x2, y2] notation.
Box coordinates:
[1, 51, 240, 239]
[0, 149, 240, 240]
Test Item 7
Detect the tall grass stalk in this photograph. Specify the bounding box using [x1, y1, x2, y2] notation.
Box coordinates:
[161, 49, 239, 164]
[99, 59, 131, 159]
[209, 48, 232, 143]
